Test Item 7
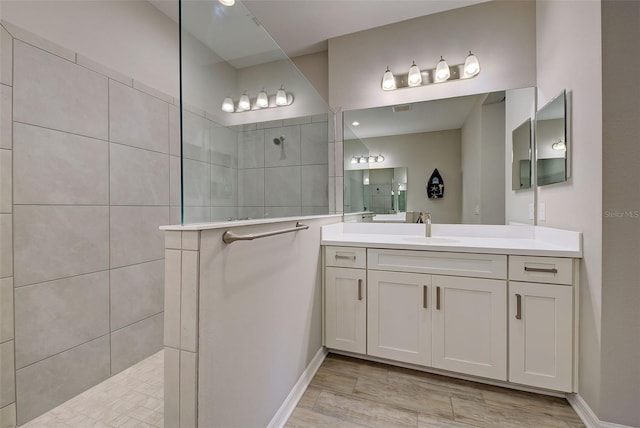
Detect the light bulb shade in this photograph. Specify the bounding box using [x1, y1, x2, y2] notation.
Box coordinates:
[435, 57, 450, 82]
[221, 97, 234, 113]
[351, 157, 358, 164]
[368, 156, 376, 163]
[464, 51, 480, 77]
[275, 87, 287, 106]
[376, 155, 385, 162]
[381, 66, 396, 90]
[256, 90, 269, 108]
[238, 93, 250, 111]
[358, 157, 367, 164]
[407, 61, 422, 87]
[219, 0, 235, 6]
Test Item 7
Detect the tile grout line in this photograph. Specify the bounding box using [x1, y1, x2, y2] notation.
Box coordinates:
[9, 29, 18, 423]
[108, 78, 112, 377]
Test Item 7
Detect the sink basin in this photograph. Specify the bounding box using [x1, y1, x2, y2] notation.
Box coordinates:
[403, 237, 459, 244]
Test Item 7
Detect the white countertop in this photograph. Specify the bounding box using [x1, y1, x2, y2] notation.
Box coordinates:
[321, 223, 582, 258]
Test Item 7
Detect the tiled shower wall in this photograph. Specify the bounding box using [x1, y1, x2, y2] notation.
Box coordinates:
[0, 22, 173, 425]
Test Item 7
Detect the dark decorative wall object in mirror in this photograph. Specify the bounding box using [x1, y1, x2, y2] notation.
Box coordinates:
[512, 118, 532, 190]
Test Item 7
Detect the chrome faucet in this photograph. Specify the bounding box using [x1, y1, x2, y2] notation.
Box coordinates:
[425, 212, 432, 237]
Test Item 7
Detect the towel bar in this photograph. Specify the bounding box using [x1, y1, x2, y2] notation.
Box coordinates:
[222, 222, 309, 244]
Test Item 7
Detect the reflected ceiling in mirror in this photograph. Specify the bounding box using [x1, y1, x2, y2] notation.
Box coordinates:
[343, 88, 536, 225]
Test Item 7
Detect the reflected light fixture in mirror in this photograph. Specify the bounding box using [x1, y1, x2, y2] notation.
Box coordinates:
[381, 51, 480, 91]
[218, 0, 235, 6]
[351, 121, 360, 126]
[220, 88, 294, 113]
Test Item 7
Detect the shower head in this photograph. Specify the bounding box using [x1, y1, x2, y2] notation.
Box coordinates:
[273, 136, 285, 145]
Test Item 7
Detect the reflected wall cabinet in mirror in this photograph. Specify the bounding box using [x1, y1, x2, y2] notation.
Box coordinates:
[343, 87, 537, 225]
[512, 118, 532, 191]
[536, 90, 568, 186]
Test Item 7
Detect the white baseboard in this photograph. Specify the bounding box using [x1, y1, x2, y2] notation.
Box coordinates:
[266, 347, 328, 428]
[567, 394, 636, 428]
[568, 394, 600, 428]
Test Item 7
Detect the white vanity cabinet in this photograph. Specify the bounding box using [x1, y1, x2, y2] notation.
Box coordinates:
[324, 247, 367, 354]
[508, 256, 575, 392]
[323, 245, 578, 392]
[431, 275, 507, 381]
[367, 270, 432, 366]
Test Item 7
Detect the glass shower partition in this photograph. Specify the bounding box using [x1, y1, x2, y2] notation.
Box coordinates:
[178, 0, 334, 224]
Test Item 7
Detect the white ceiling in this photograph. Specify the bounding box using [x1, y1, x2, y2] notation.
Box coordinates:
[344, 94, 485, 140]
[150, 0, 490, 67]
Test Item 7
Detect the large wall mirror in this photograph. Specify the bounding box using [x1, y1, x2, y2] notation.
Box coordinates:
[536, 90, 567, 186]
[343, 87, 536, 225]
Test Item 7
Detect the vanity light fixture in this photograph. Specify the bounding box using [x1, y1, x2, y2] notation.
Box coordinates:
[463, 51, 480, 77]
[351, 121, 360, 126]
[219, 0, 235, 6]
[381, 51, 480, 91]
[435, 56, 451, 82]
[552, 140, 566, 151]
[221, 96, 235, 113]
[237, 92, 251, 111]
[381, 66, 396, 90]
[275, 86, 288, 106]
[256, 89, 269, 108]
[407, 61, 422, 87]
[220, 87, 294, 113]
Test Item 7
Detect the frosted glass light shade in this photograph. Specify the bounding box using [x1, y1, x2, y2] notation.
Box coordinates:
[275, 87, 287, 106]
[435, 56, 450, 82]
[219, 0, 235, 6]
[381, 66, 396, 90]
[238, 93, 250, 111]
[221, 97, 234, 113]
[464, 51, 480, 77]
[407, 61, 422, 87]
[256, 89, 269, 108]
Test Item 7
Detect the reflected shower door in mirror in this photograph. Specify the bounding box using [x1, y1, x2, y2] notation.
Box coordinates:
[536, 90, 567, 186]
[178, 0, 334, 224]
[343, 87, 536, 225]
[345, 168, 407, 220]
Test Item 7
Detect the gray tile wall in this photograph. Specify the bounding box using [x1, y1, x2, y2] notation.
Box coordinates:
[234, 116, 331, 221]
[3, 23, 170, 425]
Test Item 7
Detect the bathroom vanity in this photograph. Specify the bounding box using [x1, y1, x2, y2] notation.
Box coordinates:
[321, 222, 582, 393]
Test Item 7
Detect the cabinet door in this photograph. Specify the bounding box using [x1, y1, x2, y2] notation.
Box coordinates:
[432, 276, 507, 380]
[325, 267, 366, 354]
[367, 271, 431, 366]
[509, 282, 573, 391]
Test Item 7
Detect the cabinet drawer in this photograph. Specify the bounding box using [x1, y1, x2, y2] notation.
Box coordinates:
[325, 246, 366, 269]
[509, 256, 573, 285]
[368, 249, 507, 279]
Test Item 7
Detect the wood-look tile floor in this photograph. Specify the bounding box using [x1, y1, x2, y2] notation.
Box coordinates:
[286, 353, 585, 428]
[21, 351, 164, 428]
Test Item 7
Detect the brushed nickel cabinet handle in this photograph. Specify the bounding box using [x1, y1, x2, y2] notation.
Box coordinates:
[524, 266, 558, 274]
[516, 293, 522, 320]
[436, 286, 441, 310]
[423, 286, 428, 309]
[335, 254, 356, 261]
[358, 279, 363, 301]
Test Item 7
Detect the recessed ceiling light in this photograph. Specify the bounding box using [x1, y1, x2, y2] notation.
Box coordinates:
[219, 0, 235, 6]
[351, 121, 360, 126]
